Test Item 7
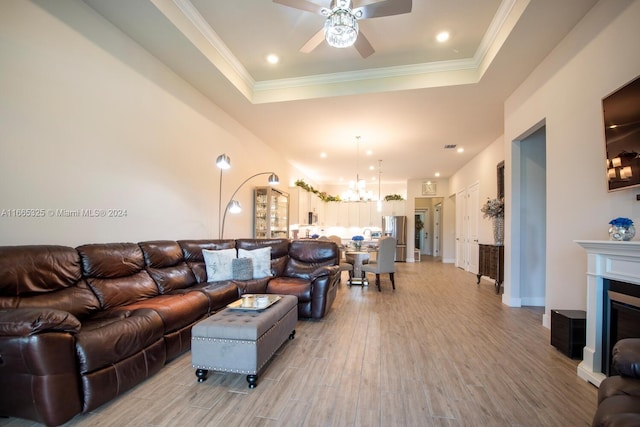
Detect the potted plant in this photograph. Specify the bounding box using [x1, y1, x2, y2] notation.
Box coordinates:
[481, 197, 505, 245]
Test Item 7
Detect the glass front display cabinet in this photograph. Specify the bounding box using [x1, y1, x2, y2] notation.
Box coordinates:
[254, 187, 289, 239]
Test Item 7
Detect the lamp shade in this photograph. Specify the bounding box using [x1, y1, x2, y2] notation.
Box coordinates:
[228, 200, 242, 213]
[268, 173, 279, 185]
[216, 153, 231, 170]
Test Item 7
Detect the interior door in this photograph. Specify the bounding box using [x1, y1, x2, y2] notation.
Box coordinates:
[456, 189, 466, 269]
[467, 182, 480, 274]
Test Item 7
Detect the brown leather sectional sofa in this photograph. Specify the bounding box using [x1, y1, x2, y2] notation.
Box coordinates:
[0, 238, 340, 426]
[592, 338, 640, 427]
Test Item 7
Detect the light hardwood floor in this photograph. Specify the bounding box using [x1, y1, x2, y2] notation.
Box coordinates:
[2, 259, 598, 426]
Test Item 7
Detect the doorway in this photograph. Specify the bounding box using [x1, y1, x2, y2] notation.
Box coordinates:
[511, 124, 547, 308]
[414, 197, 444, 259]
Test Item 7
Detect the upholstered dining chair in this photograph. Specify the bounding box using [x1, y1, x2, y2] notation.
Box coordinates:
[328, 235, 354, 282]
[362, 236, 396, 291]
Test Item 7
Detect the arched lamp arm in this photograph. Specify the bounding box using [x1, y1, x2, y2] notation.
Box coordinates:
[221, 172, 277, 239]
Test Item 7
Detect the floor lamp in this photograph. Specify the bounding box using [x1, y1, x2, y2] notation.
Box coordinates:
[218, 163, 280, 238]
[216, 153, 231, 239]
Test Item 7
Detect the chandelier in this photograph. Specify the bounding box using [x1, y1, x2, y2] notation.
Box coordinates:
[323, 0, 362, 48]
[342, 136, 374, 201]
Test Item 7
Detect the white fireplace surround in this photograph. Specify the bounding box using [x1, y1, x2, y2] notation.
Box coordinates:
[575, 240, 640, 386]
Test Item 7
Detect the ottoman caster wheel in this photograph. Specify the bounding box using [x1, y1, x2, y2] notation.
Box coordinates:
[195, 368, 208, 383]
[247, 374, 257, 389]
[289, 330, 296, 340]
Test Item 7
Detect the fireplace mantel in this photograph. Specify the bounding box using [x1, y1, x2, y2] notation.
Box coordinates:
[575, 240, 640, 386]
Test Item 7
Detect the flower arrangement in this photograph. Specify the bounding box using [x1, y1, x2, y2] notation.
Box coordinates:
[609, 217, 634, 228]
[481, 197, 504, 219]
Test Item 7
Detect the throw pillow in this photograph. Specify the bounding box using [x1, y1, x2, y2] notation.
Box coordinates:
[238, 246, 272, 279]
[202, 248, 236, 281]
[232, 257, 253, 281]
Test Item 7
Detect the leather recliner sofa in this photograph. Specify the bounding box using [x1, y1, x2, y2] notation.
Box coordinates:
[0, 238, 340, 426]
[592, 338, 640, 427]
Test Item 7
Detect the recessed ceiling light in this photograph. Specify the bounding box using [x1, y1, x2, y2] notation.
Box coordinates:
[369, 165, 374, 170]
[435, 172, 440, 177]
[436, 31, 450, 43]
[266, 54, 279, 64]
[457, 147, 464, 153]
[320, 152, 327, 158]
[366, 149, 372, 156]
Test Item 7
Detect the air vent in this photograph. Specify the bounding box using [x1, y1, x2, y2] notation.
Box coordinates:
[444, 144, 457, 150]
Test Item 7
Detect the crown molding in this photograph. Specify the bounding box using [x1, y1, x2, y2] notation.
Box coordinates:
[165, 0, 526, 103]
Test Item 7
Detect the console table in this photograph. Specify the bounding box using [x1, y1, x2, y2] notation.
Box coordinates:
[477, 244, 504, 294]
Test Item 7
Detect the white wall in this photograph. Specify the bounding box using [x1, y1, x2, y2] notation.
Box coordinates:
[0, 0, 306, 246]
[503, 0, 640, 325]
[449, 136, 505, 246]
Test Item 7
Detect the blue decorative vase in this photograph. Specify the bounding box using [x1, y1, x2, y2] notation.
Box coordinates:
[609, 224, 635, 241]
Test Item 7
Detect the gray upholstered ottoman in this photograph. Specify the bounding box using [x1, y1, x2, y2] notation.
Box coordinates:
[191, 294, 297, 388]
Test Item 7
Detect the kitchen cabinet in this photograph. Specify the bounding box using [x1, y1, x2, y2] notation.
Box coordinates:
[254, 187, 289, 239]
[383, 200, 405, 216]
[324, 202, 339, 226]
[359, 201, 371, 227]
[289, 187, 309, 225]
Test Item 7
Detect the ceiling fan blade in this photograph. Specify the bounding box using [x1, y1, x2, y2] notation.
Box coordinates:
[273, 0, 326, 15]
[300, 28, 326, 53]
[354, 31, 374, 58]
[354, 0, 412, 19]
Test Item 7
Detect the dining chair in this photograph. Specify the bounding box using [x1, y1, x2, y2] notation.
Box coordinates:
[328, 235, 354, 282]
[362, 236, 396, 291]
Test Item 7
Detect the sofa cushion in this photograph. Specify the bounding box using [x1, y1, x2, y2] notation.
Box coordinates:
[238, 247, 271, 279]
[284, 240, 339, 279]
[115, 292, 209, 333]
[0, 246, 100, 319]
[78, 243, 158, 309]
[0, 245, 82, 293]
[75, 308, 164, 374]
[178, 240, 236, 283]
[78, 243, 145, 279]
[0, 308, 81, 336]
[236, 239, 289, 277]
[139, 241, 197, 293]
[266, 277, 312, 302]
[203, 248, 236, 281]
[86, 271, 158, 310]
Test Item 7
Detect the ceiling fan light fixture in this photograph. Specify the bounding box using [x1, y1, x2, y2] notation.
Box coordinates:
[324, 8, 358, 48]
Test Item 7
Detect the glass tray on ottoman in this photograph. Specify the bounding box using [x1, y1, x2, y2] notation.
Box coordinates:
[227, 294, 281, 311]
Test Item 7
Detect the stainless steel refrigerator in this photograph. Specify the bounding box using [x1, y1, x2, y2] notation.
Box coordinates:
[382, 215, 407, 261]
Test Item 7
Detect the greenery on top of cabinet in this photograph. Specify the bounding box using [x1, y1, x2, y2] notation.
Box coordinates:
[384, 194, 404, 201]
[294, 179, 342, 202]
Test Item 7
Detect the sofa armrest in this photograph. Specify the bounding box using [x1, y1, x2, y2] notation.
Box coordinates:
[309, 265, 340, 281]
[613, 338, 640, 378]
[0, 308, 81, 336]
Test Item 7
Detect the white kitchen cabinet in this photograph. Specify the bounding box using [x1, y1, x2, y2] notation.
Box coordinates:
[383, 200, 406, 216]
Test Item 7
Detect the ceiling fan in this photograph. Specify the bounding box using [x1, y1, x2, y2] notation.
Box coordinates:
[273, 0, 412, 58]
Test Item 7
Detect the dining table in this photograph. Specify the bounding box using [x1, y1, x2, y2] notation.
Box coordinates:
[344, 246, 378, 286]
